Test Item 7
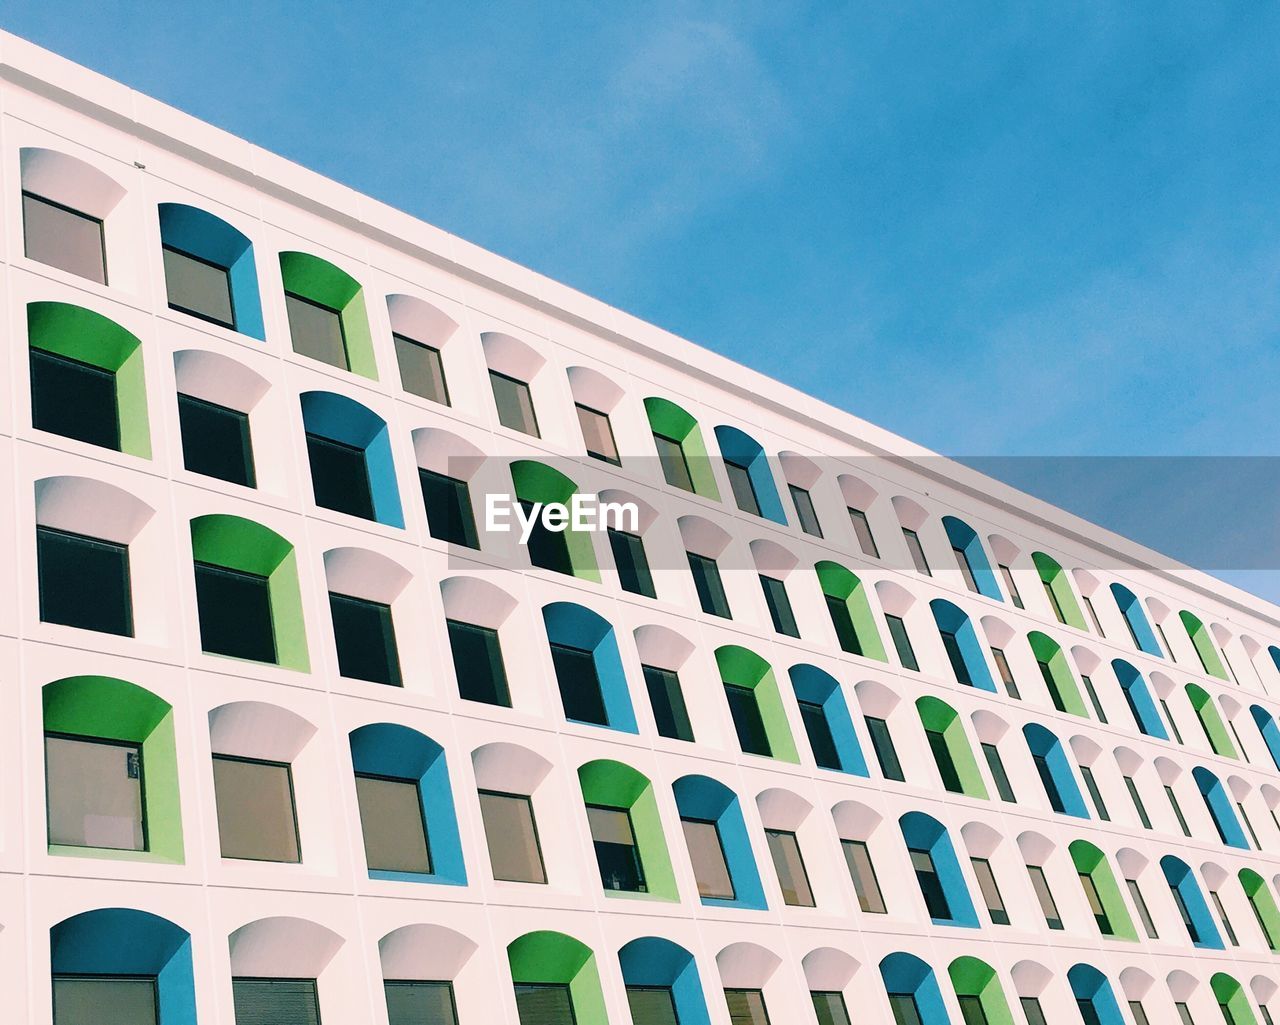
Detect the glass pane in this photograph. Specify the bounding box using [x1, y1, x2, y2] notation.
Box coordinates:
[1127, 878, 1159, 938]
[609, 529, 655, 598]
[982, 743, 1016, 802]
[959, 994, 990, 1025]
[654, 433, 694, 491]
[53, 976, 156, 1025]
[725, 988, 771, 1025]
[587, 804, 645, 892]
[902, 528, 931, 574]
[286, 291, 348, 369]
[954, 546, 979, 593]
[1078, 871, 1112, 933]
[970, 858, 1008, 924]
[577, 404, 619, 463]
[163, 245, 234, 328]
[885, 615, 919, 671]
[447, 620, 510, 706]
[725, 684, 771, 756]
[889, 994, 924, 1025]
[790, 485, 823, 537]
[213, 756, 300, 862]
[385, 981, 458, 1025]
[628, 986, 679, 1025]
[865, 716, 905, 782]
[522, 500, 573, 575]
[940, 630, 972, 685]
[926, 729, 963, 793]
[1125, 777, 1152, 828]
[30, 348, 120, 450]
[232, 978, 320, 1025]
[1080, 765, 1110, 821]
[195, 562, 276, 662]
[643, 665, 694, 742]
[490, 370, 539, 436]
[45, 735, 144, 850]
[1019, 997, 1048, 1025]
[725, 460, 761, 516]
[842, 839, 887, 913]
[37, 526, 133, 636]
[306, 432, 375, 520]
[760, 575, 799, 637]
[826, 593, 863, 655]
[23, 192, 106, 283]
[330, 592, 401, 686]
[394, 334, 450, 405]
[420, 469, 479, 548]
[551, 642, 608, 726]
[766, 829, 815, 906]
[848, 508, 879, 558]
[688, 552, 731, 618]
[999, 564, 1023, 607]
[682, 817, 734, 899]
[178, 393, 255, 487]
[515, 983, 574, 1025]
[479, 791, 546, 883]
[1081, 674, 1108, 723]
[799, 701, 841, 770]
[811, 991, 852, 1025]
[355, 773, 430, 874]
[911, 847, 951, 919]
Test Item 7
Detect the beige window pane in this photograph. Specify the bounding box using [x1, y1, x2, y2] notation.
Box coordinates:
[53, 976, 157, 1025]
[355, 774, 431, 874]
[682, 817, 734, 899]
[479, 791, 546, 883]
[45, 735, 144, 851]
[576, 404, 618, 462]
[23, 192, 106, 284]
[286, 292, 347, 369]
[212, 755, 300, 862]
[842, 839, 887, 913]
[394, 333, 449, 404]
[766, 829, 815, 906]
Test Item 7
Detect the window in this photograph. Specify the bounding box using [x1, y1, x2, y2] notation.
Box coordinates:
[1078, 870, 1113, 934]
[1076, 1000, 1102, 1025]
[981, 743, 1016, 802]
[991, 647, 1020, 699]
[23, 191, 106, 283]
[925, 728, 963, 794]
[811, 991, 852, 1025]
[885, 614, 919, 671]
[53, 976, 157, 1025]
[478, 790, 545, 883]
[865, 716, 905, 782]
[1082, 594, 1105, 636]
[1081, 674, 1107, 723]
[1176, 1004, 1196, 1025]
[609, 528, 655, 598]
[759, 575, 799, 637]
[1239, 802, 1262, 849]
[163, 245, 234, 328]
[910, 846, 951, 919]
[178, 394, 255, 487]
[393, 333, 450, 405]
[1166, 784, 1192, 837]
[306, 431, 375, 520]
[1128, 1001, 1151, 1025]
[1027, 864, 1063, 929]
[522, 500, 572, 575]
[628, 986, 679, 1025]
[1079, 764, 1110, 821]
[991, 567, 1019, 611]
[902, 528, 931, 575]
[212, 755, 300, 862]
[1032, 753, 1067, 814]
[446, 620, 510, 707]
[576, 403, 619, 464]
[819, 595, 859, 655]
[889, 994, 924, 1025]
[654, 432, 695, 491]
[799, 700, 841, 770]
[286, 290, 347, 369]
[30, 348, 120, 450]
[940, 630, 973, 686]
[958, 994, 990, 1025]
[1126, 877, 1159, 938]
[1124, 776, 1152, 829]
[953, 545, 980, 593]
[789, 484, 823, 537]
[233, 978, 320, 1025]
[37, 526, 133, 636]
[587, 804, 645, 892]
[1170, 882, 1202, 944]
[642, 665, 694, 742]
[847, 507, 879, 557]
[766, 829, 815, 906]
[682, 817, 735, 899]
[1210, 889, 1239, 945]
[419, 469, 479, 548]
[515, 984, 572, 1025]
[355, 773, 430, 873]
[489, 370, 539, 436]
[725, 459, 761, 516]
[970, 857, 1009, 924]
[688, 551, 731, 617]
[725, 988, 771, 1025]
[385, 981, 457, 1025]
[1042, 578, 1066, 624]
[842, 838, 887, 913]
[1019, 997, 1048, 1025]
[330, 593, 401, 686]
[1156, 621, 1177, 661]
[1160, 698, 1185, 744]
[726, 684, 772, 757]
[550, 642, 608, 726]
[194, 561, 275, 663]
[1036, 660, 1066, 713]
[45, 734, 144, 851]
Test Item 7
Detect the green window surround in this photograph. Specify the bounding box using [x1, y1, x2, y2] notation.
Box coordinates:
[576, 760, 678, 902]
[278, 250, 377, 379]
[716, 645, 799, 764]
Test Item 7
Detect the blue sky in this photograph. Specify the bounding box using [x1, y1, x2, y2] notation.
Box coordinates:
[6, 3, 1280, 596]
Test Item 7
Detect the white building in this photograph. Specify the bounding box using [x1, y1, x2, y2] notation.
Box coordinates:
[1, 27, 1279, 1025]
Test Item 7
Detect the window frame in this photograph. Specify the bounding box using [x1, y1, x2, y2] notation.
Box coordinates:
[353, 769, 432, 875]
[22, 189, 107, 284]
[44, 731, 148, 853]
[161, 242, 236, 329]
[478, 788, 547, 884]
[211, 752, 301, 864]
[575, 402, 620, 465]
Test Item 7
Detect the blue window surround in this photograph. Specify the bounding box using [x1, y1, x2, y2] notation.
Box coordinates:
[542, 602, 637, 734]
[1109, 584, 1162, 657]
[158, 202, 264, 339]
[929, 599, 997, 693]
[1250, 704, 1280, 771]
[672, 774, 766, 910]
[1023, 723, 1090, 819]
[299, 390, 404, 528]
[1111, 660, 1169, 740]
[618, 937, 711, 1025]
[1192, 766, 1250, 850]
[898, 812, 979, 928]
[878, 952, 950, 1025]
[1067, 965, 1126, 1025]
[941, 517, 1002, 601]
[713, 425, 787, 524]
[789, 663, 868, 777]
[1160, 855, 1224, 949]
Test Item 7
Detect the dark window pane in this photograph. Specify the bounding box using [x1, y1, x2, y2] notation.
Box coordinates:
[959, 994, 990, 1025]
[1081, 674, 1108, 723]
[1125, 776, 1152, 829]
[1032, 753, 1065, 814]
[45, 734, 145, 851]
[609, 528, 655, 598]
[940, 630, 973, 686]
[688, 552, 731, 618]
[576, 403, 619, 464]
[1160, 698, 1185, 744]
[1083, 594, 1106, 636]
[1042, 579, 1066, 624]
[865, 716, 905, 781]
[286, 291, 348, 369]
[213, 756, 300, 862]
[725, 988, 771, 1025]
[1170, 884, 1201, 943]
[926, 729, 963, 793]
[30, 348, 120, 450]
[551, 642, 608, 726]
[992, 647, 1020, 699]
[163, 245, 234, 328]
[355, 773, 430, 873]
[725, 459, 761, 516]
[515, 983, 573, 1025]
[826, 594, 863, 655]
[654, 432, 694, 491]
[1020, 997, 1048, 1025]
[799, 700, 841, 770]
[811, 991, 851, 1025]
[981, 743, 1016, 802]
[419, 469, 479, 548]
[682, 817, 734, 899]
[1079, 871, 1112, 934]
[841, 838, 887, 913]
[998, 564, 1023, 608]
[1037, 660, 1066, 713]
[23, 192, 106, 283]
[306, 432, 375, 520]
[1166, 785, 1192, 836]
[330, 592, 401, 686]
[911, 847, 951, 919]
[195, 561, 276, 663]
[885, 614, 919, 671]
[479, 790, 545, 883]
[53, 976, 156, 1025]
[760, 575, 799, 637]
[178, 394, 255, 487]
[1127, 878, 1159, 939]
[766, 829, 815, 906]
[232, 978, 321, 1025]
[447, 620, 510, 707]
[37, 526, 133, 636]
[394, 333, 450, 405]
[643, 665, 694, 742]
[1080, 764, 1110, 821]
[953, 546, 979, 593]
[1076, 1000, 1103, 1025]
[385, 981, 457, 1025]
[628, 986, 679, 1025]
[889, 994, 924, 1025]
[490, 370, 539, 436]
[726, 684, 771, 756]
[790, 484, 823, 537]
[848, 507, 880, 558]
[1212, 889, 1239, 945]
[902, 528, 931, 575]
[522, 500, 573, 575]
[587, 804, 646, 892]
[1128, 1002, 1151, 1025]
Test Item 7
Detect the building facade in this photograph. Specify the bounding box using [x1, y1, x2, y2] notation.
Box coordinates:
[2, 28, 1280, 1025]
